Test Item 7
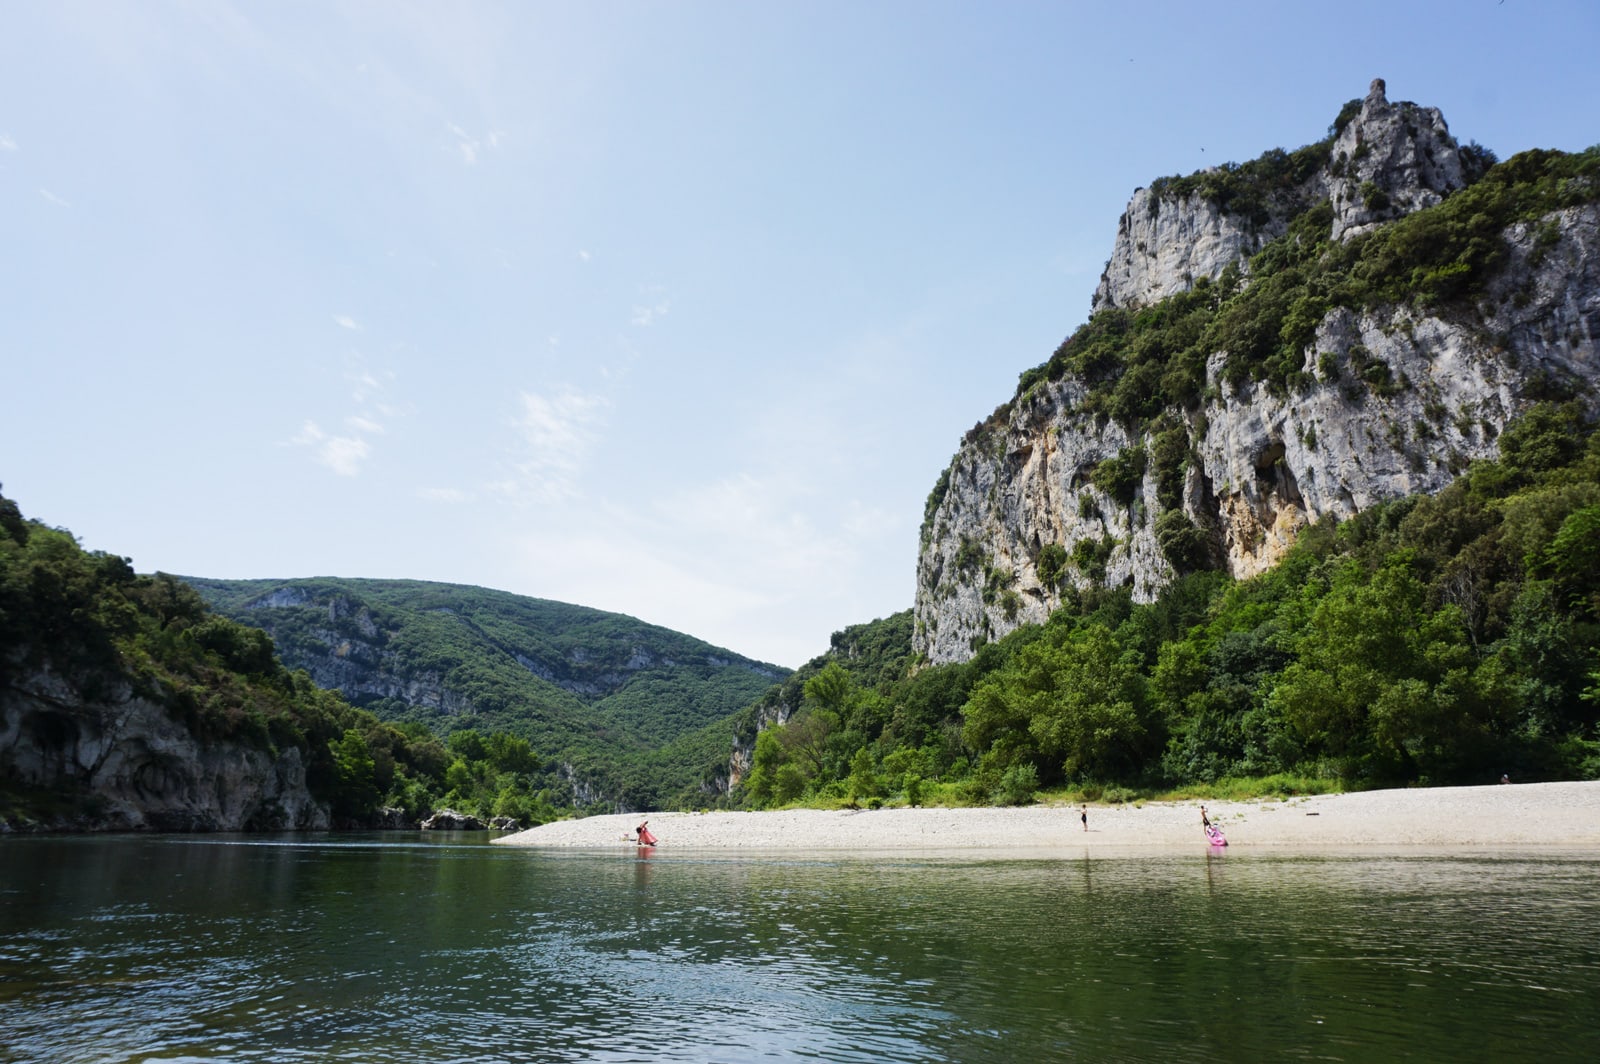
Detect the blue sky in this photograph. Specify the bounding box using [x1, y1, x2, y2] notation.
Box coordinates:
[4, 1, 1597, 668]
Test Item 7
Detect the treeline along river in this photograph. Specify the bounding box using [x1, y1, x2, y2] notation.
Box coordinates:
[3, 835, 1597, 1062]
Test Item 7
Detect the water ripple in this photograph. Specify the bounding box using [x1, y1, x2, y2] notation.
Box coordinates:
[2, 842, 1598, 1062]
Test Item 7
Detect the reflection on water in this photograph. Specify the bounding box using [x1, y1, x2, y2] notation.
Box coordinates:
[2, 836, 1598, 1062]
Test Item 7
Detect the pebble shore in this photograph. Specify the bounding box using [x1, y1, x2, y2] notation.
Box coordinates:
[493, 780, 1600, 855]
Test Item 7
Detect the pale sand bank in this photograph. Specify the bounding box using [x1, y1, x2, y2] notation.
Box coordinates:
[493, 780, 1600, 855]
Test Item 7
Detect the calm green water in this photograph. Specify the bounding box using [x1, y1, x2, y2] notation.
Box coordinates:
[2, 836, 1598, 1063]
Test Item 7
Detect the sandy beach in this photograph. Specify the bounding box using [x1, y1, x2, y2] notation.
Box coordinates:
[493, 780, 1600, 855]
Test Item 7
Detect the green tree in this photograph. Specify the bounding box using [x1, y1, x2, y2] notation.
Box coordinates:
[1541, 506, 1600, 619]
[846, 747, 882, 802]
[995, 762, 1040, 805]
[483, 732, 538, 775]
[804, 661, 856, 716]
[1272, 559, 1503, 782]
[782, 709, 837, 779]
[1155, 510, 1211, 574]
[1036, 543, 1069, 591]
[328, 728, 380, 818]
[903, 774, 924, 807]
[742, 729, 788, 807]
[1027, 625, 1151, 779]
[773, 763, 808, 804]
[447, 729, 489, 762]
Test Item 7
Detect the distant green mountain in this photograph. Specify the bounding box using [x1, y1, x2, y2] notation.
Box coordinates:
[186, 577, 789, 807]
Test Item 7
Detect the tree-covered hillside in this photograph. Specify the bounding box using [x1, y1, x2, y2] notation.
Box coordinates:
[187, 577, 788, 809]
[739, 404, 1600, 807]
[0, 490, 568, 829]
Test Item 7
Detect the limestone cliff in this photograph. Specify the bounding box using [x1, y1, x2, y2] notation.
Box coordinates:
[1093, 79, 1473, 313]
[1326, 78, 1467, 241]
[915, 83, 1599, 665]
[0, 667, 328, 832]
[246, 587, 478, 716]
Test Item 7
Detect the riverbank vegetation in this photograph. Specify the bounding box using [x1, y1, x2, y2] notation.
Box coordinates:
[5, 398, 1595, 824]
[735, 405, 1600, 809]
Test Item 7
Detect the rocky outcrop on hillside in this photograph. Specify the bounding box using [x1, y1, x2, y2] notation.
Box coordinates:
[1092, 79, 1468, 312]
[915, 83, 1599, 666]
[188, 579, 785, 725]
[238, 591, 477, 715]
[0, 667, 328, 832]
[1327, 78, 1465, 241]
[1091, 185, 1270, 314]
[726, 697, 795, 792]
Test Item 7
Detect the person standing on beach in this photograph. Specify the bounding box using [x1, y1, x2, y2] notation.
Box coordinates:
[1201, 806, 1211, 829]
[1081, 804, 1088, 831]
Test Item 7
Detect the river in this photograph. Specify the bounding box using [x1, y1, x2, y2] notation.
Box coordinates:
[3, 835, 1597, 1062]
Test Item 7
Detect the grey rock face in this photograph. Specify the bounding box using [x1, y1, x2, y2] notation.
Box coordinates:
[0, 669, 329, 831]
[915, 85, 1598, 666]
[1092, 78, 1466, 314]
[373, 805, 416, 829]
[726, 697, 794, 791]
[294, 630, 476, 714]
[1091, 186, 1275, 313]
[1328, 78, 1465, 241]
[420, 808, 486, 830]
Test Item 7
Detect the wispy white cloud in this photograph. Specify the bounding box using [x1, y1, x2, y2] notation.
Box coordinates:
[318, 436, 370, 477]
[334, 314, 362, 331]
[0, 135, 16, 151]
[450, 125, 479, 164]
[578, 250, 591, 263]
[513, 521, 772, 623]
[39, 188, 70, 207]
[348, 369, 390, 405]
[448, 123, 503, 165]
[501, 475, 876, 666]
[656, 474, 858, 581]
[290, 361, 398, 477]
[630, 289, 671, 326]
[501, 388, 610, 502]
[292, 421, 370, 477]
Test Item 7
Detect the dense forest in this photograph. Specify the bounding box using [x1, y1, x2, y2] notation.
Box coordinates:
[733, 404, 1599, 809]
[0, 491, 577, 828]
[188, 576, 785, 810]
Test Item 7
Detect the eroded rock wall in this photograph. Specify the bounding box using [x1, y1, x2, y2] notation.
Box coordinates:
[1328, 78, 1465, 241]
[1091, 187, 1275, 313]
[0, 668, 329, 831]
[915, 200, 1600, 665]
